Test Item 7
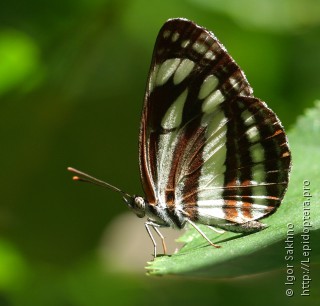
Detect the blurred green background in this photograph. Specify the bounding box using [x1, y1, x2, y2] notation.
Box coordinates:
[0, 0, 319, 305]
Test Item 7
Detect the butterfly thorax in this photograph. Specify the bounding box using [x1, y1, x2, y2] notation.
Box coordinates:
[126, 195, 186, 229]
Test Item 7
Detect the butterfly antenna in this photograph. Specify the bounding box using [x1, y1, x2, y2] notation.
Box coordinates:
[67, 167, 132, 200]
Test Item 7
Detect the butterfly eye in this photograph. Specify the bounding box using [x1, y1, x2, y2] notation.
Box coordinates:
[129, 196, 146, 218]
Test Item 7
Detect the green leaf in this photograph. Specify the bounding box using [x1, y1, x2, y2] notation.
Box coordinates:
[146, 101, 320, 277]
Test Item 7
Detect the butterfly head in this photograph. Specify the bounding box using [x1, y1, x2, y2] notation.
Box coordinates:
[123, 195, 146, 218]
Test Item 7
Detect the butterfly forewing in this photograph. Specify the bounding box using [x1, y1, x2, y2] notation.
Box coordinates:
[139, 18, 291, 229]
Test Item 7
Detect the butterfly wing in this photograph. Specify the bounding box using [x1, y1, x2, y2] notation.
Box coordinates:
[139, 18, 291, 227]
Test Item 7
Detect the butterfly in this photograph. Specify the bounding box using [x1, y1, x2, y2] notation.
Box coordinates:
[68, 18, 291, 257]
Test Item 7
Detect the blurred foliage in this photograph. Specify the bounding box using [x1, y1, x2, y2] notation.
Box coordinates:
[0, 0, 319, 305]
[190, 0, 320, 32]
[0, 30, 43, 95]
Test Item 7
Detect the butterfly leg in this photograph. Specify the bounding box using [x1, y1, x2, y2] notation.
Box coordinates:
[186, 219, 220, 248]
[152, 226, 167, 255]
[207, 225, 225, 234]
[145, 220, 168, 257]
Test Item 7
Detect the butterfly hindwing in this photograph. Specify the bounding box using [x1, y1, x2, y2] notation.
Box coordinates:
[193, 95, 291, 226]
[139, 18, 291, 229]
